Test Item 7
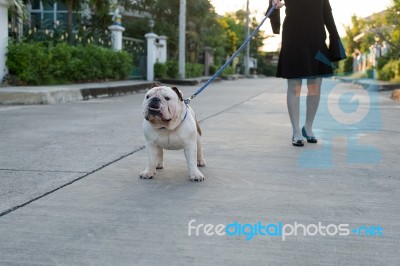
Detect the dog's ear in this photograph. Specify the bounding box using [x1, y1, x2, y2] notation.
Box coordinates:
[151, 82, 161, 88]
[172, 87, 184, 101]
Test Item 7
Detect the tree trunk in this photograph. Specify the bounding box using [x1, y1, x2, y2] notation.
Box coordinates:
[67, 0, 75, 44]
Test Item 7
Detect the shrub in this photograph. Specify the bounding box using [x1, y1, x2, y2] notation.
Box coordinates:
[221, 66, 234, 76]
[154, 62, 167, 78]
[7, 42, 52, 85]
[165, 60, 179, 79]
[206, 65, 234, 77]
[378, 60, 400, 81]
[154, 61, 203, 79]
[67, 46, 86, 81]
[107, 49, 132, 80]
[49, 43, 72, 83]
[6, 42, 132, 85]
[259, 63, 277, 76]
[186, 63, 203, 78]
[377, 56, 390, 70]
[114, 50, 133, 79]
[208, 64, 218, 75]
[335, 55, 353, 76]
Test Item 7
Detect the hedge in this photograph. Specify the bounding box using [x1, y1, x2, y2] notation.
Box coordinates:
[166, 60, 179, 79]
[378, 60, 400, 81]
[154, 62, 167, 78]
[154, 60, 205, 79]
[6, 42, 132, 85]
[335, 55, 353, 76]
[185, 63, 204, 78]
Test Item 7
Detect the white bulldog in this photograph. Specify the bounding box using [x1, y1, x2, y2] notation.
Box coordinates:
[140, 84, 206, 181]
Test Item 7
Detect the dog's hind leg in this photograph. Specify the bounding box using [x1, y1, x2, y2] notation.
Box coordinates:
[196, 134, 206, 167]
[185, 143, 205, 182]
[156, 146, 164, 169]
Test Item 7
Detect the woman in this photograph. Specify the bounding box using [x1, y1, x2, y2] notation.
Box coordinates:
[268, 0, 346, 146]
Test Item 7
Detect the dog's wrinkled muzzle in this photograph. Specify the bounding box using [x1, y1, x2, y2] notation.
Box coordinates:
[147, 97, 162, 116]
[145, 97, 170, 122]
[148, 97, 161, 109]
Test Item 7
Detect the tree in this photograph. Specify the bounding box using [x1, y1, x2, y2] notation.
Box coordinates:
[87, 0, 112, 30]
[344, 15, 364, 54]
[344, 0, 400, 57]
[54, 0, 111, 43]
[216, 16, 239, 55]
[384, 0, 400, 56]
[122, 0, 221, 62]
[7, 0, 28, 20]
[215, 9, 268, 73]
[122, 0, 267, 66]
[64, 0, 81, 43]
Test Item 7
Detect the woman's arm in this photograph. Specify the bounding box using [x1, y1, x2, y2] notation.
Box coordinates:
[323, 0, 346, 61]
[323, 0, 340, 40]
[267, 0, 283, 34]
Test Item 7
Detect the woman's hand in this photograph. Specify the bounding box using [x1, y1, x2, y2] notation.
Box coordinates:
[272, 0, 284, 9]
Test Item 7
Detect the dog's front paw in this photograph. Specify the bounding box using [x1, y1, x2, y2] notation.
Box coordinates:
[197, 158, 206, 167]
[189, 170, 205, 182]
[139, 169, 156, 179]
[156, 162, 164, 169]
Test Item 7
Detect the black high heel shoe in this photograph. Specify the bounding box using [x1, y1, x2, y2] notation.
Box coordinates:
[302, 127, 318, 143]
[292, 137, 304, 147]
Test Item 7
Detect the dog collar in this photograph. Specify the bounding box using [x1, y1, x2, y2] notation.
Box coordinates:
[182, 104, 189, 122]
[158, 104, 188, 130]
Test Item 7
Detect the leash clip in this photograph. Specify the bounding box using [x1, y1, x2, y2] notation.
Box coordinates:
[184, 95, 195, 105]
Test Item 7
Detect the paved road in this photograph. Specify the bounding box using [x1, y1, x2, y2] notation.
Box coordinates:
[0, 77, 399, 265]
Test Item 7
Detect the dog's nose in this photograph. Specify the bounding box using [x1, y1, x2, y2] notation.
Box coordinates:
[148, 97, 161, 109]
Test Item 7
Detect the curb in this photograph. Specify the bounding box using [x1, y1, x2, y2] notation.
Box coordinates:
[336, 77, 400, 91]
[157, 76, 222, 86]
[0, 75, 263, 105]
[0, 81, 153, 105]
[80, 82, 152, 100]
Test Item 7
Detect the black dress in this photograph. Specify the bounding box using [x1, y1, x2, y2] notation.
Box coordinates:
[267, 0, 346, 79]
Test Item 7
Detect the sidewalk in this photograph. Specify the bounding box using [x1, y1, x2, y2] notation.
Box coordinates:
[0, 78, 399, 265]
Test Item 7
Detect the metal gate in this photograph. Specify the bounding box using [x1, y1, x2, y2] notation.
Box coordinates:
[122, 37, 147, 79]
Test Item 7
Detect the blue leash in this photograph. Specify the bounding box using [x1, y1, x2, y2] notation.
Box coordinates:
[184, 5, 276, 105]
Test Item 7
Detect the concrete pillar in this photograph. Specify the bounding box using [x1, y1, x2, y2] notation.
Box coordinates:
[145, 32, 157, 81]
[178, 0, 186, 79]
[157, 35, 168, 63]
[108, 24, 125, 51]
[204, 47, 213, 76]
[0, 0, 9, 82]
[244, 0, 250, 77]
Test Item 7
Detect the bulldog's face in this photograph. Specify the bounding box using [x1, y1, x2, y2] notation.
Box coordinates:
[143, 85, 184, 126]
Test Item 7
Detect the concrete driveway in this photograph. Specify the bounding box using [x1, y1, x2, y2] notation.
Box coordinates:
[0, 78, 399, 265]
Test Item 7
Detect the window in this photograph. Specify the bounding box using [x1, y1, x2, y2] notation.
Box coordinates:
[29, 0, 76, 29]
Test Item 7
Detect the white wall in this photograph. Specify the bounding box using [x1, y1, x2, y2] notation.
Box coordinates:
[0, 0, 8, 82]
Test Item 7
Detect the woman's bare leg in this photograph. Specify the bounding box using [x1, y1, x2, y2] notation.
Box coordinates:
[304, 78, 322, 137]
[287, 79, 303, 141]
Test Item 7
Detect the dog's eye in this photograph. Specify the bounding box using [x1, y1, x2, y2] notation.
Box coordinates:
[146, 95, 150, 99]
[165, 97, 170, 101]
